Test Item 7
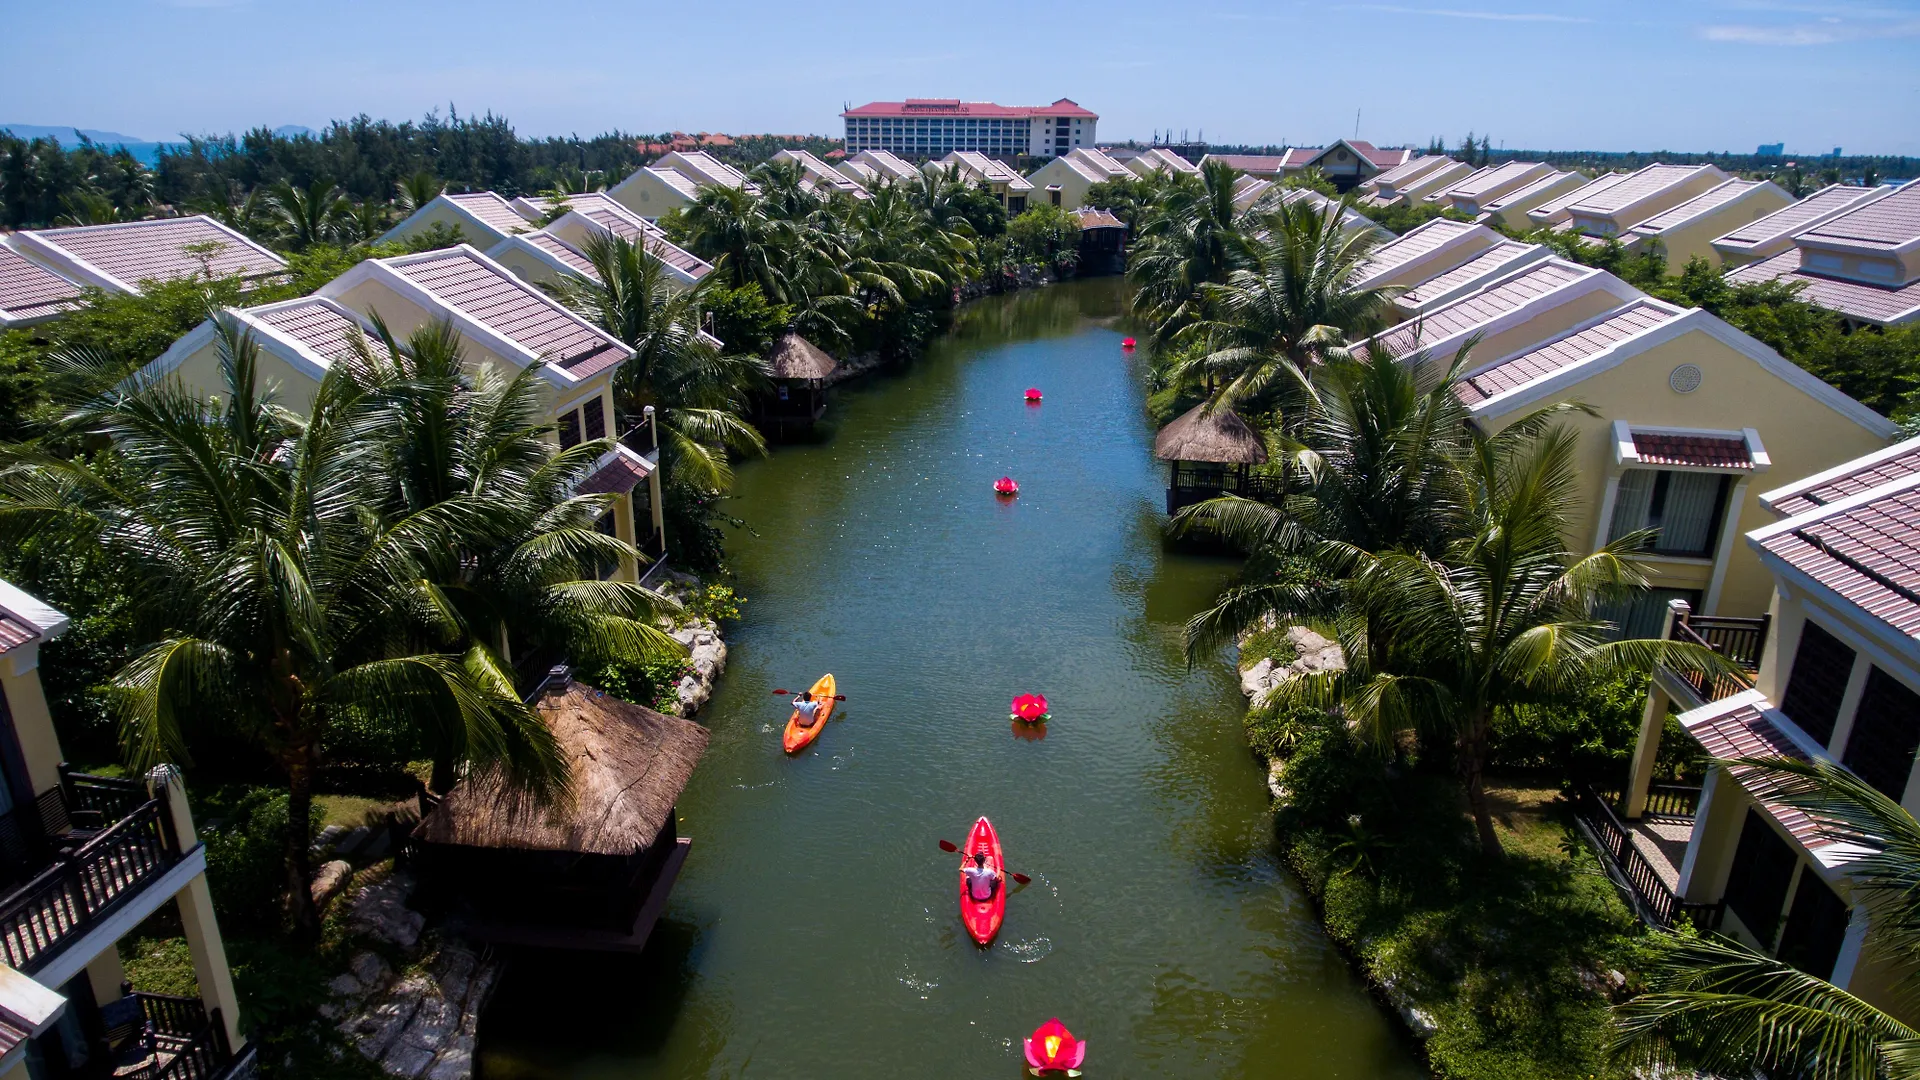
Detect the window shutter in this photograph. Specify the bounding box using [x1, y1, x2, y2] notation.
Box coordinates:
[558, 410, 581, 450]
[1724, 808, 1798, 947]
[1775, 874, 1850, 980]
[1781, 622, 1854, 747]
[1608, 469, 1656, 545]
[584, 397, 606, 441]
[1842, 667, 1920, 800]
[1656, 472, 1727, 556]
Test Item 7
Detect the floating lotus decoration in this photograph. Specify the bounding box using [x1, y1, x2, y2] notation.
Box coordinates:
[994, 476, 1020, 496]
[1121, 337, 1137, 352]
[1024, 1018, 1086, 1075]
[1010, 693, 1051, 723]
[1025, 387, 1043, 403]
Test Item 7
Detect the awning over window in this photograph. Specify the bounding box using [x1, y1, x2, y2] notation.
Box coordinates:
[578, 445, 653, 496]
[1613, 421, 1771, 472]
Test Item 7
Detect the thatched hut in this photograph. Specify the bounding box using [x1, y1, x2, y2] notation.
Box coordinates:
[754, 332, 838, 434]
[1153, 402, 1272, 513]
[1073, 209, 1127, 275]
[412, 677, 708, 951]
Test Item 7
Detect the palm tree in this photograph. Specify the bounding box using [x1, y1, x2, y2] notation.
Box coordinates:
[394, 170, 444, 215]
[1240, 419, 1724, 857]
[1164, 195, 1392, 413]
[0, 318, 568, 937]
[1128, 159, 1252, 338]
[681, 183, 789, 299]
[545, 233, 768, 490]
[267, 178, 352, 250]
[1616, 758, 1920, 1080]
[55, 189, 123, 226]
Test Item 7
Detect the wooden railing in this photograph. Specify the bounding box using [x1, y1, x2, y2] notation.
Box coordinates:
[152, 1008, 235, 1080]
[1573, 785, 1722, 931]
[132, 991, 207, 1037]
[1668, 613, 1769, 704]
[1641, 783, 1704, 820]
[0, 798, 178, 972]
[61, 766, 150, 829]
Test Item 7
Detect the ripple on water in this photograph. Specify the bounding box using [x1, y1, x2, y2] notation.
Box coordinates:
[898, 969, 939, 999]
[997, 936, 1053, 964]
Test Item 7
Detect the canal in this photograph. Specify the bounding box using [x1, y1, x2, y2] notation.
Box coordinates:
[479, 278, 1422, 1079]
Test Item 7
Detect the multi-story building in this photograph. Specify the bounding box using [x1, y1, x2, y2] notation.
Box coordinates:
[841, 99, 1096, 161]
[0, 577, 252, 1079]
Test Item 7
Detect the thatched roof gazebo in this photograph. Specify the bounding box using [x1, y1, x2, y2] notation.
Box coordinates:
[1154, 402, 1272, 513]
[413, 679, 708, 950]
[756, 332, 837, 434]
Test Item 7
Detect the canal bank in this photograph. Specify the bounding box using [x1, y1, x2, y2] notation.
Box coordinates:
[475, 277, 1422, 1079]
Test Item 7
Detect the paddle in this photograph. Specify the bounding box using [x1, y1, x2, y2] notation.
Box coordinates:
[772, 689, 847, 700]
[939, 839, 1032, 884]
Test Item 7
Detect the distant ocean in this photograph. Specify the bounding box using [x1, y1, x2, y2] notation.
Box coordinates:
[2, 124, 320, 165]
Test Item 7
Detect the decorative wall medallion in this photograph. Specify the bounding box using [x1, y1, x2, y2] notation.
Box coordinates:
[1670, 364, 1703, 394]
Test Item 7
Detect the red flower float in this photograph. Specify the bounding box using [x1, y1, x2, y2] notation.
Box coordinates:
[1010, 693, 1051, 723]
[1025, 387, 1043, 403]
[1121, 337, 1137, 352]
[1024, 1018, 1086, 1075]
[994, 476, 1020, 496]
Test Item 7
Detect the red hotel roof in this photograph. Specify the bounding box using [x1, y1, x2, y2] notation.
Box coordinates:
[1799, 178, 1920, 251]
[1726, 249, 1920, 326]
[0, 243, 84, 324]
[843, 98, 1096, 119]
[385, 248, 629, 379]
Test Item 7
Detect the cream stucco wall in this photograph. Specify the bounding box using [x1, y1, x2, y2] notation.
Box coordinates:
[383, 201, 500, 249]
[609, 171, 694, 219]
[0, 667, 63, 796]
[1024, 158, 1102, 213]
[1642, 187, 1794, 275]
[163, 334, 323, 415]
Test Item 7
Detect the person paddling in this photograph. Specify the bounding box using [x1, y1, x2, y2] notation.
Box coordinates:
[962, 851, 1000, 902]
[792, 690, 822, 728]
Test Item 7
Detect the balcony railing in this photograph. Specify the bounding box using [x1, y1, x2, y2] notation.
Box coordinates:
[1572, 784, 1722, 931]
[0, 792, 179, 973]
[1667, 611, 1769, 705]
[1639, 782, 1703, 820]
[1167, 469, 1283, 514]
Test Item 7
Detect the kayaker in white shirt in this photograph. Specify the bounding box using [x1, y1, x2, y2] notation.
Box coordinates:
[962, 852, 1000, 902]
[792, 691, 822, 727]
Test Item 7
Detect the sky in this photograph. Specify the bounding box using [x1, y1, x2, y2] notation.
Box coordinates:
[3, 0, 1919, 155]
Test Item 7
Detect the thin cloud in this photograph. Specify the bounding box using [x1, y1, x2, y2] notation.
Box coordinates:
[1351, 4, 1593, 20]
[1698, 16, 1920, 41]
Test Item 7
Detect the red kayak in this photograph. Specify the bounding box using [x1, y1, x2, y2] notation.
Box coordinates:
[958, 816, 1007, 946]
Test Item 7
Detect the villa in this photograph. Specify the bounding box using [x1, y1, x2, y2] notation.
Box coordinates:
[1362, 158, 1474, 208]
[1356, 154, 1453, 198]
[1393, 240, 1551, 318]
[1622, 179, 1793, 273]
[1725, 178, 1920, 328]
[1474, 169, 1590, 230]
[608, 151, 756, 219]
[1598, 437, 1920, 1021]
[1351, 218, 1504, 294]
[1424, 160, 1556, 216]
[771, 149, 871, 199]
[1270, 140, 1417, 191]
[1121, 148, 1200, 179]
[1555, 163, 1732, 242]
[837, 149, 920, 188]
[2, 216, 286, 311]
[1357, 256, 1898, 629]
[489, 201, 713, 290]
[377, 190, 537, 248]
[1524, 171, 1631, 230]
[1025, 147, 1133, 211]
[0, 577, 253, 1079]
[1710, 184, 1896, 266]
[935, 151, 1034, 213]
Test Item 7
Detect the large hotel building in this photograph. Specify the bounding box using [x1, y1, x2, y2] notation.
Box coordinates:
[841, 99, 1096, 161]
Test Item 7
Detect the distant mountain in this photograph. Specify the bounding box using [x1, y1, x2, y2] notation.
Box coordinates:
[273, 125, 319, 139]
[2, 123, 151, 146]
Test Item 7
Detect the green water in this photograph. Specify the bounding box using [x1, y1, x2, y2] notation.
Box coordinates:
[478, 279, 1421, 1079]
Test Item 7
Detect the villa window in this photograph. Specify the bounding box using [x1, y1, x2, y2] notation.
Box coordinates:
[1724, 808, 1797, 946]
[584, 397, 606, 441]
[1840, 667, 1920, 800]
[1775, 874, 1849, 980]
[557, 410, 582, 450]
[1607, 468, 1731, 558]
[1780, 621, 1855, 747]
[1596, 587, 1698, 641]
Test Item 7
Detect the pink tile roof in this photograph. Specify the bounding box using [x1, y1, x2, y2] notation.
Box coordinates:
[1714, 184, 1886, 249]
[1205, 154, 1288, 173]
[844, 97, 1096, 119]
[1368, 155, 1449, 189]
[1426, 165, 1493, 202]
[577, 451, 652, 495]
[1758, 479, 1920, 640]
[0, 243, 83, 322]
[1632, 431, 1756, 469]
[1631, 179, 1765, 234]
[1768, 442, 1920, 517]
[248, 299, 370, 366]
[856, 150, 920, 181]
[1528, 172, 1632, 220]
[1074, 209, 1125, 230]
[30, 215, 286, 289]
[1682, 703, 1831, 851]
[0, 613, 38, 655]
[1442, 160, 1546, 200]
[1456, 299, 1679, 405]
[951, 151, 1034, 188]
[386, 248, 629, 378]
[524, 231, 599, 277]
[577, 208, 712, 280]
[781, 150, 867, 195]
[1568, 164, 1717, 216]
[1363, 260, 1591, 360]
[646, 167, 702, 200]
[1399, 241, 1538, 306]
[1356, 218, 1480, 278]
[1347, 141, 1412, 169]
[1483, 169, 1574, 211]
[1798, 178, 1920, 250]
[1727, 249, 1920, 325]
[521, 192, 628, 220]
[444, 192, 534, 238]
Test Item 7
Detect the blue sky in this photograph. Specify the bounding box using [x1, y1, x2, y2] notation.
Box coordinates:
[4, 0, 1918, 154]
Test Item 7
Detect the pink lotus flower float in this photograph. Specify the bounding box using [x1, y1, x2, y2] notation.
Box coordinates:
[994, 476, 1020, 496]
[1121, 337, 1136, 352]
[1025, 387, 1043, 403]
[1010, 693, 1051, 723]
[1024, 1018, 1087, 1075]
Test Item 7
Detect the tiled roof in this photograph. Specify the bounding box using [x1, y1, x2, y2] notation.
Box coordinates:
[1767, 440, 1920, 517]
[385, 249, 629, 379]
[1726, 249, 1920, 325]
[843, 97, 1096, 119]
[29, 216, 286, 289]
[1568, 164, 1715, 215]
[1632, 431, 1755, 469]
[647, 167, 702, 200]
[1399, 241, 1540, 307]
[0, 613, 37, 655]
[1074, 209, 1125, 230]
[1368, 155, 1449, 189]
[444, 192, 533, 238]
[1483, 169, 1573, 211]
[516, 192, 628, 220]
[1682, 702, 1831, 851]
[1356, 218, 1480, 279]
[857, 150, 920, 182]
[1632, 179, 1765, 234]
[951, 151, 1034, 189]
[1456, 300, 1679, 406]
[668, 151, 753, 190]
[577, 449, 652, 495]
[248, 298, 370, 366]
[1426, 165, 1492, 202]
[1799, 178, 1920, 250]
[1281, 148, 1321, 168]
[1204, 154, 1288, 172]
[1443, 160, 1547, 200]
[1757, 478, 1920, 639]
[0, 243, 83, 323]
[578, 208, 713, 280]
[1364, 260, 1591, 360]
[779, 149, 867, 196]
[524, 231, 599, 277]
[1528, 172, 1631, 220]
[1714, 184, 1888, 249]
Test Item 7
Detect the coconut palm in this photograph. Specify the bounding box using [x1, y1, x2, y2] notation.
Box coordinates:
[545, 232, 767, 490]
[681, 183, 790, 299]
[1128, 159, 1253, 338]
[1165, 195, 1392, 413]
[267, 178, 352, 250]
[1616, 757, 1920, 1080]
[0, 318, 568, 937]
[395, 170, 445, 215]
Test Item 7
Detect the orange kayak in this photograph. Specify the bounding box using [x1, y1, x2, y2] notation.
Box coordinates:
[783, 673, 836, 753]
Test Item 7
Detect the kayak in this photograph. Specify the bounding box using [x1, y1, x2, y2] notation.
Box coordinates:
[959, 816, 1007, 946]
[782, 673, 836, 754]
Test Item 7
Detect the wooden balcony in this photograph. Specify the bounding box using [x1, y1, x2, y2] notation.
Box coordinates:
[1166, 467, 1283, 515]
[102, 991, 253, 1080]
[1572, 783, 1722, 931]
[1664, 611, 1769, 708]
